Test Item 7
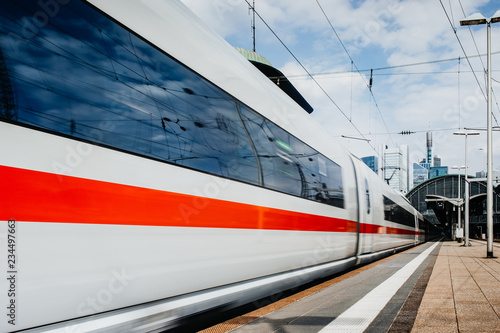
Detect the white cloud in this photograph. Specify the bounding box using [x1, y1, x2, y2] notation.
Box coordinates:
[180, 0, 500, 177]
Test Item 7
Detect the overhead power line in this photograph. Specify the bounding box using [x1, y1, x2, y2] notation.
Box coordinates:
[438, 0, 500, 127]
[399, 131, 416, 135]
[457, 0, 486, 71]
[457, 0, 500, 125]
[315, 0, 395, 148]
[241, 0, 377, 153]
[280, 51, 500, 80]
[339, 127, 471, 137]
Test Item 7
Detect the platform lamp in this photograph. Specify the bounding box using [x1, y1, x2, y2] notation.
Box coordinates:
[460, 10, 500, 257]
[453, 132, 480, 246]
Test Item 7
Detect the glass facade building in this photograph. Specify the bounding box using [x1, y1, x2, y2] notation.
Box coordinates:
[413, 163, 429, 188]
[433, 156, 441, 167]
[361, 156, 378, 174]
[429, 166, 448, 179]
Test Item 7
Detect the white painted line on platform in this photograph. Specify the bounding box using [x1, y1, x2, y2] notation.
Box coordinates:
[319, 242, 439, 333]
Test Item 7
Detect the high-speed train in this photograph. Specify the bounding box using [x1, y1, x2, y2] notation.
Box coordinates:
[0, 0, 425, 331]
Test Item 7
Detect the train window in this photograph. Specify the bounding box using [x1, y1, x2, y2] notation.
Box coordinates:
[383, 196, 414, 227]
[0, 0, 343, 208]
[0, 0, 259, 185]
[240, 106, 344, 208]
[365, 179, 370, 214]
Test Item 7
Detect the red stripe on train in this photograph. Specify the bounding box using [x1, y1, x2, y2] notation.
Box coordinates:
[0, 166, 418, 234]
[362, 223, 422, 235]
[0, 165, 354, 231]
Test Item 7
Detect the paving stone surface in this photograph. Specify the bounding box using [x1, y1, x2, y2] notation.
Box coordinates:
[411, 241, 500, 333]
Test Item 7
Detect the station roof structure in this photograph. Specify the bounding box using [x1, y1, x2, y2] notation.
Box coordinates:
[407, 174, 500, 238]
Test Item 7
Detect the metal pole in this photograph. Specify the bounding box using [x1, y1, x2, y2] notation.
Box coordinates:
[252, 0, 256, 52]
[464, 135, 470, 246]
[458, 170, 461, 242]
[486, 21, 494, 257]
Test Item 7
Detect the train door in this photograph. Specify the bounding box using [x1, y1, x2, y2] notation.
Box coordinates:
[352, 155, 373, 255]
[414, 211, 419, 244]
[362, 178, 374, 252]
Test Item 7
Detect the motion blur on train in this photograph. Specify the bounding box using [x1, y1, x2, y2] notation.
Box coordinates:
[0, 0, 435, 331]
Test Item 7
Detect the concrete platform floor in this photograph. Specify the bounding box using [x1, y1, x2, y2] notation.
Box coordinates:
[411, 240, 500, 333]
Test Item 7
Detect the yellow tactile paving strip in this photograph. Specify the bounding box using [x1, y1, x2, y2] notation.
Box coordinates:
[412, 241, 500, 333]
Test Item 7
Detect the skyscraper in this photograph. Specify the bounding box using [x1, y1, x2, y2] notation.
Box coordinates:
[413, 162, 429, 187]
[433, 155, 441, 168]
[426, 131, 433, 166]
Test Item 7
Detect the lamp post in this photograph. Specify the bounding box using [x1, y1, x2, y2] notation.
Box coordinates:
[454, 132, 480, 246]
[460, 10, 500, 257]
[451, 165, 465, 241]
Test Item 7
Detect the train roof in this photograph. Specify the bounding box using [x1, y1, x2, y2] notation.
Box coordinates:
[234, 47, 314, 114]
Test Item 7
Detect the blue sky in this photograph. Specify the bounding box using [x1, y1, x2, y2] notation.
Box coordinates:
[181, 0, 500, 180]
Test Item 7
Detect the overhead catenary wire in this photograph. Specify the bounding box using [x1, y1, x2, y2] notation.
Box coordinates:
[240, 0, 500, 161]
[457, 0, 500, 124]
[338, 126, 473, 137]
[350, 60, 353, 121]
[448, 0, 456, 32]
[241, 0, 378, 153]
[315, 0, 395, 148]
[457, 0, 486, 70]
[281, 67, 500, 81]
[269, 51, 500, 80]
[438, 0, 500, 127]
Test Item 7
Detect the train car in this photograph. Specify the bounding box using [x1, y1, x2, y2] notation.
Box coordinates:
[349, 156, 424, 264]
[0, 0, 423, 331]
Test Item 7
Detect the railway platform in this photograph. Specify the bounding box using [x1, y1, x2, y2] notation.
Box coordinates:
[412, 240, 500, 332]
[201, 240, 500, 333]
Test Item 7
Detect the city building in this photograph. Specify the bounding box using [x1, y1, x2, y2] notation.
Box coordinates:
[361, 156, 378, 174]
[413, 162, 429, 187]
[429, 166, 448, 179]
[433, 155, 441, 167]
[493, 170, 500, 182]
[419, 160, 431, 170]
[379, 144, 409, 193]
[476, 170, 500, 180]
[426, 131, 433, 166]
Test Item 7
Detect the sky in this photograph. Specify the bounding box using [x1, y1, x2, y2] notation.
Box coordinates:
[180, 0, 500, 182]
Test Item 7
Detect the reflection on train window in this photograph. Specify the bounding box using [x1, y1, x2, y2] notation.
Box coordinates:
[0, 0, 343, 208]
[240, 106, 344, 208]
[0, 0, 259, 185]
[383, 196, 414, 227]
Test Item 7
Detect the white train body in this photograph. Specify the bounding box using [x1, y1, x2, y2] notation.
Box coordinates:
[0, 1, 424, 331]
